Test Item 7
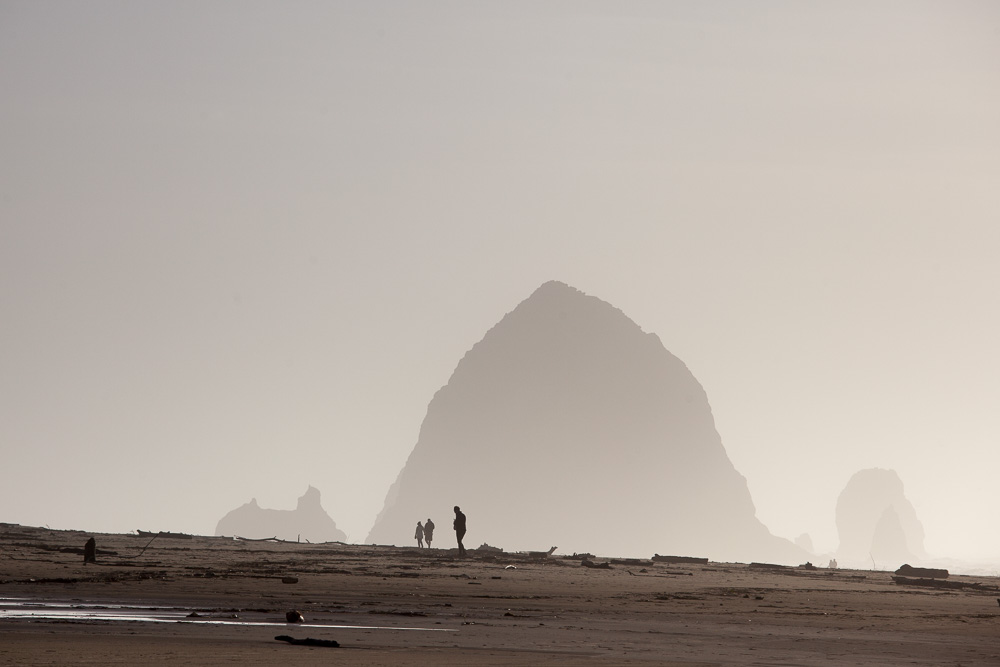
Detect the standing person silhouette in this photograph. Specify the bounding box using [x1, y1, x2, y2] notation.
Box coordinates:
[83, 537, 97, 564]
[453, 506, 467, 556]
[424, 518, 435, 548]
[414, 521, 424, 548]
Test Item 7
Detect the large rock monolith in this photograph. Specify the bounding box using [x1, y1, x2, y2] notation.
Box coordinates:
[367, 281, 803, 563]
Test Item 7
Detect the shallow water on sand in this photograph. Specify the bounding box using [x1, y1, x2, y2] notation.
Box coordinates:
[0, 598, 453, 631]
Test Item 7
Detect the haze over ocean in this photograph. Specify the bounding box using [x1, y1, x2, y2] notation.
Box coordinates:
[2, 2, 998, 563]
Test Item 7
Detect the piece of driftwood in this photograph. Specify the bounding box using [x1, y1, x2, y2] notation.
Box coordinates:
[275, 635, 340, 648]
[892, 576, 996, 591]
[234, 535, 280, 542]
[525, 546, 558, 558]
[895, 564, 948, 579]
[136, 530, 192, 540]
[652, 555, 708, 564]
[581, 558, 611, 569]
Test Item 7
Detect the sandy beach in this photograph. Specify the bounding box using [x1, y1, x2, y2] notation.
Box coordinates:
[2, 523, 998, 665]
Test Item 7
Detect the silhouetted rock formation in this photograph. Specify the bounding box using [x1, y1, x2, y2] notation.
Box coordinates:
[835, 468, 925, 565]
[367, 281, 805, 563]
[216, 486, 347, 543]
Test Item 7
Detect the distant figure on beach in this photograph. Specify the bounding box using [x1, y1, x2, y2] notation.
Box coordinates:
[424, 518, 435, 547]
[453, 506, 467, 556]
[415, 521, 424, 548]
[84, 537, 96, 564]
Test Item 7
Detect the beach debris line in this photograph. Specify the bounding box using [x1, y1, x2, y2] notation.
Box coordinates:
[275, 635, 340, 648]
[136, 530, 193, 540]
[891, 576, 995, 591]
[610, 557, 648, 565]
[748, 562, 789, 571]
[524, 546, 557, 559]
[652, 554, 708, 564]
[890, 566, 996, 591]
[894, 564, 948, 579]
[235, 535, 279, 542]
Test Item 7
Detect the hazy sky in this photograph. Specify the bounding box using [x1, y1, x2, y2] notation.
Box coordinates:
[2, 1, 998, 561]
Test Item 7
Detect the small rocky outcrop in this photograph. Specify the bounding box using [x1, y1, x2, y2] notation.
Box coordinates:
[835, 468, 925, 565]
[216, 486, 347, 543]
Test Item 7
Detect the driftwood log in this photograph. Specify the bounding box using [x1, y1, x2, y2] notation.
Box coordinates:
[652, 555, 708, 564]
[891, 576, 990, 590]
[526, 546, 558, 558]
[895, 564, 948, 579]
[275, 635, 339, 648]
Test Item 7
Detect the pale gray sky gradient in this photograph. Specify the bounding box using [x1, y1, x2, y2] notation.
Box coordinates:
[2, 1, 998, 561]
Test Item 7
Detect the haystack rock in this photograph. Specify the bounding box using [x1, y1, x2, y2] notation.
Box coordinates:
[367, 281, 805, 563]
[216, 486, 347, 543]
[835, 468, 926, 565]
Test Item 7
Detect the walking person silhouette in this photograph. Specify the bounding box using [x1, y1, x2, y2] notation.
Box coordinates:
[424, 518, 435, 548]
[453, 506, 467, 556]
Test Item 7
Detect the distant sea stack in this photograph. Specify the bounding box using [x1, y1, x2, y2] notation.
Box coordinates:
[367, 281, 804, 563]
[836, 468, 926, 566]
[216, 486, 347, 543]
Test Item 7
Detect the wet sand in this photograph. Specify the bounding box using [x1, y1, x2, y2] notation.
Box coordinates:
[2, 523, 998, 665]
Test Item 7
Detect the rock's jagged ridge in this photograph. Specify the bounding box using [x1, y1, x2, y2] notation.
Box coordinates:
[216, 486, 347, 543]
[367, 281, 804, 563]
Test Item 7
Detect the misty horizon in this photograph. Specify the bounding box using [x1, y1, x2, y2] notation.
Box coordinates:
[2, 2, 999, 567]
